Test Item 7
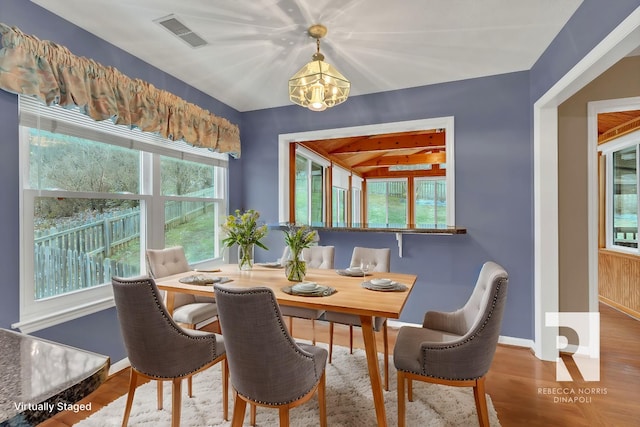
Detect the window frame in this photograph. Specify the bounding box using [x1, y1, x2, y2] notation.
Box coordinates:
[601, 130, 640, 254]
[16, 96, 228, 333]
[366, 178, 409, 226]
[294, 148, 328, 225]
[414, 176, 447, 227]
[278, 117, 455, 227]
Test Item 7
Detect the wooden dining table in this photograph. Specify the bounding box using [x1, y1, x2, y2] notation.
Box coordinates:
[155, 264, 417, 427]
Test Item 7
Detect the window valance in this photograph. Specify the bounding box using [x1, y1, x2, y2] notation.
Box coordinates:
[0, 23, 240, 157]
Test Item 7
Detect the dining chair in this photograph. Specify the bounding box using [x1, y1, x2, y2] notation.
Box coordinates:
[323, 246, 392, 389]
[112, 276, 228, 427]
[145, 246, 219, 409]
[146, 246, 219, 331]
[279, 245, 335, 344]
[393, 261, 509, 427]
[214, 285, 328, 427]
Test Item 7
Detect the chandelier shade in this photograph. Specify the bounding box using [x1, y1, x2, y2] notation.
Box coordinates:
[288, 25, 350, 111]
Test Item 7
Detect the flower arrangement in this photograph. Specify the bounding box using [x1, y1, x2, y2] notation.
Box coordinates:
[283, 224, 317, 281]
[221, 209, 268, 270]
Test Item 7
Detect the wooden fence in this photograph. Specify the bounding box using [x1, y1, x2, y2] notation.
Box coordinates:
[33, 199, 211, 298]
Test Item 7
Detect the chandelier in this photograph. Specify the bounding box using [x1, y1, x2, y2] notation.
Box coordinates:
[288, 24, 350, 112]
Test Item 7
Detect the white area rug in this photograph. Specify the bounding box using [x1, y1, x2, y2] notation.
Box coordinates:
[78, 343, 501, 426]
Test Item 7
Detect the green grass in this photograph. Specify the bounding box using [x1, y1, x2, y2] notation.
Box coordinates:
[111, 212, 216, 266]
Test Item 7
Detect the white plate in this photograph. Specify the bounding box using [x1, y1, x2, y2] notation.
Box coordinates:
[346, 267, 363, 273]
[370, 278, 392, 286]
[292, 282, 319, 292]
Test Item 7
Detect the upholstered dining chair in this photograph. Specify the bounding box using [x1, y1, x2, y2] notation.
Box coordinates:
[146, 246, 219, 331]
[111, 276, 228, 427]
[393, 261, 509, 427]
[145, 246, 219, 409]
[214, 285, 328, 427]
[279, 245, 335, 344]
[323, 246, 392, 389]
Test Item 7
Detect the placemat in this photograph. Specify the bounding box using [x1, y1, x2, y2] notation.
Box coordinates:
[360, 281, 407, 292]
[335, 269, 372, 277]
[178, 275, 231, 286]
[282, 285, 337, 297]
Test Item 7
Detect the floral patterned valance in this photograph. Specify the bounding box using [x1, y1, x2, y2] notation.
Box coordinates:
[0, 23, 240, 157]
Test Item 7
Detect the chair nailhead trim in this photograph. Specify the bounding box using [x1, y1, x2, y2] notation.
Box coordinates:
[418, 278, 506, 381]
[114, 277, 220, 378]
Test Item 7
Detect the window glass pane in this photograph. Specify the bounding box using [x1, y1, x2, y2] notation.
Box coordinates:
[165, 201, 218, 263]
[367, 180, 407, 227]
[161, 156, 217, 197]
[295, 155, 324, 225]
[33, 197, 141, 300]
[612, 146, 638, 248]
[332, 187, 346, 226]
[295, 155, 309, 224]
[415, 179, 447, 226]
[29, 129, 139, 193]
[311, 163, 324, 225]
[352, 188, 361, 226]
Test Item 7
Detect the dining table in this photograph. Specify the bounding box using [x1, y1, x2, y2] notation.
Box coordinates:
[155, 264, 417, 427]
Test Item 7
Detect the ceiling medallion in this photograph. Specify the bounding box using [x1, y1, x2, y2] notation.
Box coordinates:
[288, 24, 350, 112]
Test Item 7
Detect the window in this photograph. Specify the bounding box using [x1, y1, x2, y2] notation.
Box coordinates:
[415, 178, 447, 226]
[294, 152, 326, 225]
[18, 96, 227, 332]
[608, 145, 638, 249]
[366, 179, 408, 227]
[279, 117, 455, 228]
[332, 166, 350, 226]
[600, 128, 640, 253]
[351, 176, 363, 226]
[332, 187, 347, 225]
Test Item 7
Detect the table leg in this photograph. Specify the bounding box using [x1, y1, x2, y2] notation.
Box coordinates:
[360, 315, 387, 427]
[165, 292, 175, 316]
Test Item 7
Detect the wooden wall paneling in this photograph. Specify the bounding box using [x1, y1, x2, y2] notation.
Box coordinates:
[599, 249, 640, 317]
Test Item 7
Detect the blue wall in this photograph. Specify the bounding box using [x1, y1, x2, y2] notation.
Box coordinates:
[240, 72, 534, 339]
[0, 0, 241, 361]
[1, 0, 639, 360]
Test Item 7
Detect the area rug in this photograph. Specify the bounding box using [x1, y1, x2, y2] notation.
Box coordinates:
[77, 343, 501, 426]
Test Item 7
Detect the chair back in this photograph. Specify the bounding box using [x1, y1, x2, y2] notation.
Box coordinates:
[146, 246, 195, 307]
[146, 246, 190, 278]
[350, 247, 390, 272]
[213, 285, 326, 404]
[426, 261, 508, 379]
[460, 261, 509, 339]
[111, 276, 221, 378]
[302, 246, 335, 269]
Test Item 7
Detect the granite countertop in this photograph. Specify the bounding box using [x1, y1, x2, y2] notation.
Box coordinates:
[0, 329, 110, 426]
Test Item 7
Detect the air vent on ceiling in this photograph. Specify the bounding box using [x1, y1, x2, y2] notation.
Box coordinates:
[154, 14, 207, 48]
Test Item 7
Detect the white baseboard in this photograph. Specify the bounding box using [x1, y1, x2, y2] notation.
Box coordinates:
[387, 320, 535, 351]
[108, 357, 130, 376]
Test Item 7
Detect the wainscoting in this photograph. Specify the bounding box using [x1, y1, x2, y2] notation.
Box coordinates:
[599, 249, 640, 317]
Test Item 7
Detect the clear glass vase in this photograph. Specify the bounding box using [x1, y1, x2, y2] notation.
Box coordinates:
[285, 258, 307, 282]
[238, 243, 255, 270]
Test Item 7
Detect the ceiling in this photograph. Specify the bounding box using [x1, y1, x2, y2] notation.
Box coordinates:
[31, 0, 583, 112]
[300, 129, 446, 179]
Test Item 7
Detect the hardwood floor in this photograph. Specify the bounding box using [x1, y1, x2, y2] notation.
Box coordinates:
[40, 302, 639, 426]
